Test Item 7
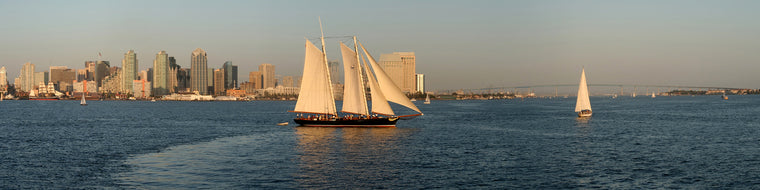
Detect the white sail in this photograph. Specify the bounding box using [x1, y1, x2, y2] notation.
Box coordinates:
[359, 42, 422, 115]
[340, 42, 369, 116]
[294, 40, 337, 115]
[360, 50, 394, 116]
[575, 68, 591, 112]
[81, 93, 86, 105]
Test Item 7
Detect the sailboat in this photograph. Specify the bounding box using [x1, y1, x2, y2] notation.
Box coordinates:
[291, 24, 422, 127]
[80, 93, 87, 106]
[575, 68, 592, 117]
[424, 94, 431, 104]
[651, 92, 656, 98]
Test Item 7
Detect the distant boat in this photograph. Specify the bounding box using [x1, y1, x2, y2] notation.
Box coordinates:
[411, 98, 416, 102]
[575, 68, 592, 117]
[424, 94, 431, 104]
[80, 93, 87, 106]
[651, 92, 656, 98]
[632, 92, 636, 98]
[722, 93, 728, 100]
[612, 94, 617, 99]
[277, 122, 289, 126]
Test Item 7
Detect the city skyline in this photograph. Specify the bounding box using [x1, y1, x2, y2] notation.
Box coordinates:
[2, 1, 760, 90]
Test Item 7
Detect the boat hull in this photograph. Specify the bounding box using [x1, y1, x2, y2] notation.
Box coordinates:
[294, 117, 398, 127]
[577, 110, 592, 117]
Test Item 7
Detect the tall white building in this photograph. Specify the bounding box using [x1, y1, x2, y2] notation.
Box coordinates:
[190, 48, 208, 95]
[0, 66, 7, 87]
[259, 63, 275, 89]
[153, 51, 169, 96]
[20, 62, 35, 92]
[121, 50, 138, 94]
[416, 73, 425, 93]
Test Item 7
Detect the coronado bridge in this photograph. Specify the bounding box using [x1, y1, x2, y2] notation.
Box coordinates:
[439, 84, 739, 96]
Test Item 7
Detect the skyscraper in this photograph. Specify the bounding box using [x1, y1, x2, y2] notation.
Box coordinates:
[379, 52, 416, 93]
[153, 51, 169, 96]
[190, 48, 208, 95]
[259, 63, 275, 89]
[281, 76, 294, 87]
[168, 56, 178, 93]
[121, 50, 138, 94]
[0, 66, 7, 88]
[249, 71, 262, 89]
[49, 66, 76, 92]
[20, 62, 35, 92]
[222, 61, 238, 90]
[95, 61, 110, 88]
[416, 73, 425, 93]
[328, 60, 340, 84]
[213, 69, 225, 96]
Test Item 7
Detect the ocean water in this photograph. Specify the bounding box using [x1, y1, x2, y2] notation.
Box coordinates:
[3, 96, 760, 189]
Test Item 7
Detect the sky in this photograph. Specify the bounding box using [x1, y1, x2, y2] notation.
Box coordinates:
[2, 0, 760, 91]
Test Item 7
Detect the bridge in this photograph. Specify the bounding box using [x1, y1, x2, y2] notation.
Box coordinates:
[439, 84, 739, 96]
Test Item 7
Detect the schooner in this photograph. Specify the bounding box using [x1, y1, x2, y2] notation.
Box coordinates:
[291, 24, 423, 127]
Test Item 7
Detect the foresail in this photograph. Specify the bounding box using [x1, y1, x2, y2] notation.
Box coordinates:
[340, 42, 369, 115]
[575, 69, 591, 112]
[360, 50, 394, 116]
[359, 41, 423, 114]
[294, 40, 337, 115]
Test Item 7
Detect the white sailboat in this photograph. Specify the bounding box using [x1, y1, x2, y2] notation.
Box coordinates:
[575, 68, 592, 117]
[80, 93, 87, 106]
[651, 92, 656, 98]
[424, 94, 431, 104]
[291, 22, 422, 127]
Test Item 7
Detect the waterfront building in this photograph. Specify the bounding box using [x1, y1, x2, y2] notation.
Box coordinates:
[207, 68, 213, 94]
[133, 80, 151, 99]
[94, 61, 110, 87]
[49, 66, 76, 92]
[328, 60, 340, 84]
[379, 52, 416, 93]
[249, 71, 262, 89]
[222, 61, 238, 90]
[33, 71, 49, 90]
[281, 76, 294, 88]
[73, 80, 97, 93]
[168, 57, 178, 93]
[190, 48, 208, 95]
[0, 66, 7, 88]
[177, 68, 189, 92]
[20, 62, 35, 92]
[213, 69, 225, 96]
[100, 70, 121, 93]
[121, 50, 138, 94]
[259, 63, 275, 89]
[416, 73, 425, 93]
[153, 51, 170, 96]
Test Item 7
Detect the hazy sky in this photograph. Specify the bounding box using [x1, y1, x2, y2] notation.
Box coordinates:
[2, 0, 760, 90]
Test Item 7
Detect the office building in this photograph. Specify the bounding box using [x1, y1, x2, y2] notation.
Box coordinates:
[20, 62, 35, 92]
[121, 50, 138, 94]
[259, 63, 275, 89]
[49, 66, 76, 92]
[416, 73, 425, 93]
[328, 60, 340, 84]
[153, 51, 170, 96]
[281, 76, 294, 87]
[0, 66, 6, 88]
[249, 71, 262, 89]
[213, 69, 225, 96]
[191, 48, 208, 95]
[133, 80, 151, 99]
[379, 52, 416, 93]
[222, 61, 238, 90]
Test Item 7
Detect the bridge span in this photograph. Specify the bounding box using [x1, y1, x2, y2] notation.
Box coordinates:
[441, 84, 739, 95]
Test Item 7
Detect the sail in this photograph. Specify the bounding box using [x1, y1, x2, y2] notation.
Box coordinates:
[360, 50, 394, 116]
[359, 41, 422, 114]
[294, 40, 337, 115]
[575, 68, 592, 112]
[340, 42, 369, 116]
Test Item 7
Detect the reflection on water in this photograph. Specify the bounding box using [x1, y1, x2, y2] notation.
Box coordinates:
[294, 127, 412, 189]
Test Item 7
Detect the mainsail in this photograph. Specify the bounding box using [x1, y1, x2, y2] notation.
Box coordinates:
[340, 42, 369, 116]
[294, 40, 337, 115]
[360, 50, 394, 116]
[359, 41, 423, 115]
[575, 68, 592, 112]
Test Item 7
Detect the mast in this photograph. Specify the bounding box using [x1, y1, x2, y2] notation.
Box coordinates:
[354, 36, 369, 115]
[319, 17, 337, 113]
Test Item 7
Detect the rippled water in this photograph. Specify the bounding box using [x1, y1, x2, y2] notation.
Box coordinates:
[3, 96, 760, 188]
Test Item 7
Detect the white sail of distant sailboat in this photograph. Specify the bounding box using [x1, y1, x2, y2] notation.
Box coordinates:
[575, 68, 592, 117]
[291, 22, 422, 127]
[424, 94, 431, 104]
[80, 93, 87, 106]
[651, 92, 656, 98]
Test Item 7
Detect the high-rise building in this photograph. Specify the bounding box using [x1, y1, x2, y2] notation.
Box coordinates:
[190, 48, 208, 95]
[133, 80, 151, 99]
[168, 56, 178, 93]
[213, 69, 225, 96]
[20, 62, 35, 92]
[328, 60, 340, 84]
[49, 66, 76, 92]
[379, 52, 416, 93]
[222, 61, 238, 90]
[249, 71, 262, 89]
[121, 50, 138, 94]
[281, 76, 294, 87]
[95, 61, 110, 88]
[207, 68, 214, 94]
[33, 71, 48, 90]
[416, 73, 425, 93]
[259, 63, 275, 89]
[153, 51, 170, 96]
[0, 66, 7, 87]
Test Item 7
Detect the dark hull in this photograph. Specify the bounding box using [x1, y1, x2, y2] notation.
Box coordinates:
[294, 117, 398, 127]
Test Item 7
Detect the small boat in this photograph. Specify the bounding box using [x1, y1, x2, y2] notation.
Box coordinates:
[575, 68, 592, 117]
[651, 92, 656, 98]
[722, 93, 728, 100]
[411, 98, 416, 102]
[277, 122, 289, 126]
[423, 94, 431, 104]
[80, 93, 87, 106]
[151, 99, 156, 102]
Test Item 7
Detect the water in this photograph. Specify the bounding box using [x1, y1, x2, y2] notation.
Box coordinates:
[3, 96, 760, 188]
